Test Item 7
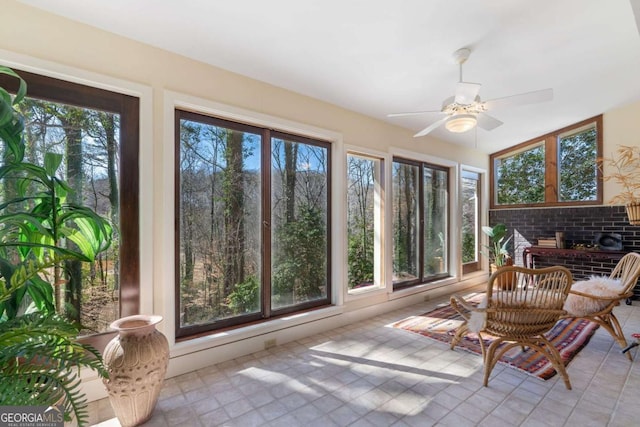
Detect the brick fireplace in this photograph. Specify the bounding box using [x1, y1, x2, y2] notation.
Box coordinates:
[489, 205, 640, 299]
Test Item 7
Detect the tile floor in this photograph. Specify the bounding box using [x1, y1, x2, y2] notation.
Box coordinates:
[91, 292, 640, 426]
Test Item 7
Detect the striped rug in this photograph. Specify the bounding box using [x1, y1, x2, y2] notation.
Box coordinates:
[391, 293, 599, 380]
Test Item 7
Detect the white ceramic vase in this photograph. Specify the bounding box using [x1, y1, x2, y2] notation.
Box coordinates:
[102, 315, 169, 427]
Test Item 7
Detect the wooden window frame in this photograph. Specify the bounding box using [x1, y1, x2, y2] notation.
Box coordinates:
[392, 157, 450, 290]
[490, 115, 603, 209]
[0, 69, 140, 350]
[174, 110, 332, 338]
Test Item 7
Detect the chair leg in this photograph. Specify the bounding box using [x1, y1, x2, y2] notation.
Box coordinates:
[482, 338, 506, 387]
[480, 337, 572, 390]
[597, 314, 633, 361]
[536, 336, 572, 390]
[609, 313, 633, 361]
[450, 322, 468, 350]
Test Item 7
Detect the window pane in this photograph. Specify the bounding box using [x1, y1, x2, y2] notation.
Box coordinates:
[6, 99, 122, 335]
[461, 172, 480, 265]
[392, 162, 419, 282]
[559, 126, 597, 201]
[271, 137, 328, 310]
[347, 154, 377, 290]
[496, 144, 545, 205]
[178, 119, 262, 327]
[424, 167, 448, 279]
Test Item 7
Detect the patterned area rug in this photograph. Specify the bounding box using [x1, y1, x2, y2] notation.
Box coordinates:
[391, 293, 599, 380]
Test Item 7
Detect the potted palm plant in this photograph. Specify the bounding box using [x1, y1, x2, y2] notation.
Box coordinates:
[601, 145, 640, 225]
[482, 223, 512, 268]
[0, 66, 111, 425]
[482, 223, 514, 289]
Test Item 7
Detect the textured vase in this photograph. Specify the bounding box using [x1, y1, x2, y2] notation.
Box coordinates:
[102, 315, 169, 427]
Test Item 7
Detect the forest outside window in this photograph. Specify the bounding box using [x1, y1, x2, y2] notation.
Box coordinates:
[346, 153, 384, 293]
[176, 110, 331, 337]
[461, 170, 481, 274]
[490, 115, 602, 208]
[0, 70, 140, 337]
[392, 158, 449, 289]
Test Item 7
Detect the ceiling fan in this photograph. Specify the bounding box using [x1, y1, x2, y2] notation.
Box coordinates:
[388, 48, 553, 137]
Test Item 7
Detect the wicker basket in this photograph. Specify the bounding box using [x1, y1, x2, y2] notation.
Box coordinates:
[491, 257, 516, 290]
[626, 203, 640, 226]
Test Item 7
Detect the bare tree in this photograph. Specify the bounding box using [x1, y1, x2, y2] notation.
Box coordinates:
[222, 130, 245, 296]
[56, 107, 86, 320]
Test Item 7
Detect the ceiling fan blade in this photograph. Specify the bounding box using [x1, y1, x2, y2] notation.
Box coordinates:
[476, 112, 503, 131]
[387, 110, 442, 117]
[413, 116, 449, 137]
[454, 82, 481, 104]
[484, 88, 553, 110]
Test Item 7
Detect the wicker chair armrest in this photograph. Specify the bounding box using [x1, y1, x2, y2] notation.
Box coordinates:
[450, 294, 484, 322]
[568, 289, 633, 302]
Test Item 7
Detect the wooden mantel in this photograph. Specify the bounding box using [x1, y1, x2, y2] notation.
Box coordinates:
[522, 246, 626, 269]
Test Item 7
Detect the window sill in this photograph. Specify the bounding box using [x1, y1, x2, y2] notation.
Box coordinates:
[388, 276, 457, 301]
[170, 305, 344, 358]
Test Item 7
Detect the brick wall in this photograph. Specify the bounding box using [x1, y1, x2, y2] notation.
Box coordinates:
[489, 205, 640, 299]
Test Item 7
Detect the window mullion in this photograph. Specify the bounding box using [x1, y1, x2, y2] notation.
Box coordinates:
[545, 135, 558, 203]
[262, 129, 272, 319]
[418, 164, 425, 281]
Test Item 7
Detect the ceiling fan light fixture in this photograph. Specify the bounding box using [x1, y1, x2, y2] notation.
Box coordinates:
[445, 114, 477, 133]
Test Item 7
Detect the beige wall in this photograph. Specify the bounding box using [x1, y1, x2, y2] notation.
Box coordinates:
[603, 100, 640, 203]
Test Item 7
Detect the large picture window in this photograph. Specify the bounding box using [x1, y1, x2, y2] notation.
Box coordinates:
[176, 111, 331, 337]
[0, 70, 140, 337]
[392, 158, 449, 289]
[490, 116, 602, 208]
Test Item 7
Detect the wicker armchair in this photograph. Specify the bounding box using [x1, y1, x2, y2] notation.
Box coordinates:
[450, 266, 573, 389]
[561, 252, 640, 361]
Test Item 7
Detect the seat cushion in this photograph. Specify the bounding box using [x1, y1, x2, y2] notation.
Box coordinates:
[563, 276, 623, 317]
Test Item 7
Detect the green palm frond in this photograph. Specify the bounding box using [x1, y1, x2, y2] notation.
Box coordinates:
[0, 312, 108, 426]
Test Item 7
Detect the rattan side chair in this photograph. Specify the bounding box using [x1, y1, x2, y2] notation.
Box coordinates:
[450, 266, 573, 389]
[561, 252, 640, 361]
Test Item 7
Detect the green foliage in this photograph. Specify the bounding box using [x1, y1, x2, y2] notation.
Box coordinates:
[0, 67, 110, 426]
[347, 232, 373, 289]
[226, 275, 259, 314]
[462, 232, 476, 263]
[482, 223, 512, 267]
[0, 150, 113, 267]
[424, 231, 445, 275]
[0, 258, 58, 321]
[0, 66, 27, 164]
[272, 205, 326, 304]
[559, 127, 597, 201]
[0, 312, 108, 425]
[496, 145, 545, 205]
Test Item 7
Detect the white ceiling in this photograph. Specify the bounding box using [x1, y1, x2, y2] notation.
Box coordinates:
[19, 0, 640, 153]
